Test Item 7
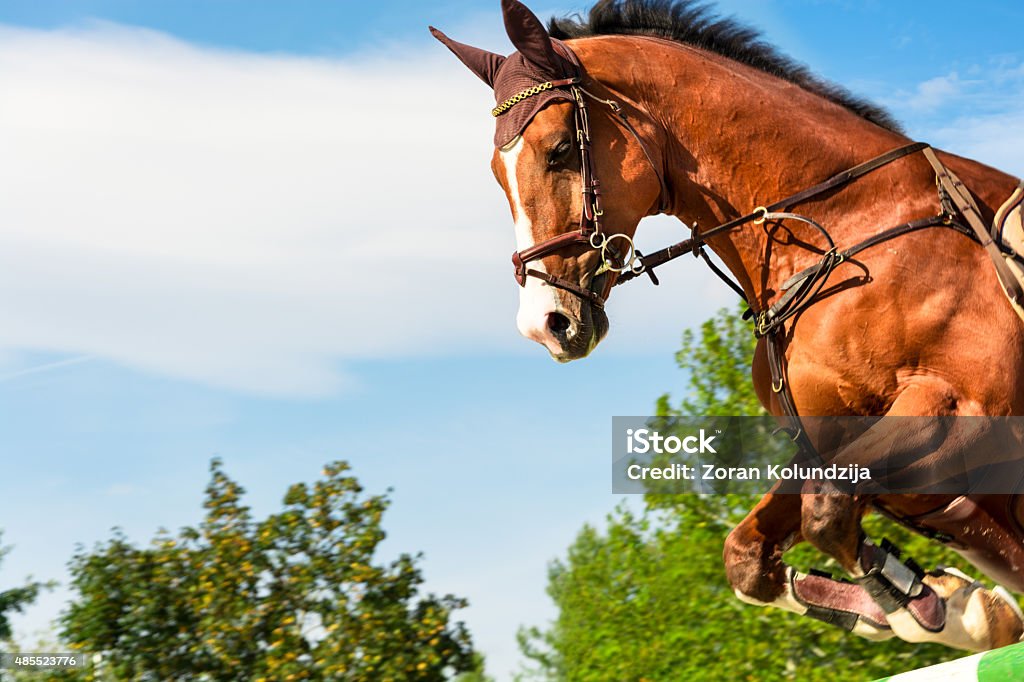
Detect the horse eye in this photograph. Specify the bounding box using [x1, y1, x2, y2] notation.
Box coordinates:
[546, 139, 573, 168]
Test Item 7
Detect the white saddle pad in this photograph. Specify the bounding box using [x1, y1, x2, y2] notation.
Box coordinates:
[995, 182, 1024, 323]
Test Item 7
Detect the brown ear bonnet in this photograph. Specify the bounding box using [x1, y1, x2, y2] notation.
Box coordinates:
[430, 0, 581, 147]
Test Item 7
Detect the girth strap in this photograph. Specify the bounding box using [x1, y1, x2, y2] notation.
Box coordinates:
[764, 330, 813, 451]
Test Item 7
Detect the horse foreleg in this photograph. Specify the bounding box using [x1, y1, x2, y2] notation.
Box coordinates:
[799, 384, 1024, 650]
[724, 487, 893, 640]
[803, 491, 1023, 650]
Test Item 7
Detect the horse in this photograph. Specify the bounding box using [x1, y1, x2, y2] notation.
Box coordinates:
[432, 0, 1024, 652]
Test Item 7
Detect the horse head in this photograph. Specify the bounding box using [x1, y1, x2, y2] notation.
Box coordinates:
[431, 0, 663, 361]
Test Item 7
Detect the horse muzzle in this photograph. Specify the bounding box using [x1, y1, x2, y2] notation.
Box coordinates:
[517, 294, 608, 362]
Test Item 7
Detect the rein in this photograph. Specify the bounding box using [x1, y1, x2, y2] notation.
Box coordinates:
[615, 141, 930, 293]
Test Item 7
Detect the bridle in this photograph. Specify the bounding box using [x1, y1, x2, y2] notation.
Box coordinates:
[503, 77, 669, 310]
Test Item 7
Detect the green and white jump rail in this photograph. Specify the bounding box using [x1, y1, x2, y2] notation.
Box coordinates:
[873, 641, 1024, 681]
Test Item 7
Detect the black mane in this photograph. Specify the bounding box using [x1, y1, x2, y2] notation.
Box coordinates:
[549, 0, 903, 133]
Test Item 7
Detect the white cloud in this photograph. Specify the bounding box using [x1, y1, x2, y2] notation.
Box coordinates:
[929, 110, 1024, 176]
[0, 23, 516, 396]
[0, 23, 726, 396]
[885, 60, 1024, 174]
[906, 72, 964, 110]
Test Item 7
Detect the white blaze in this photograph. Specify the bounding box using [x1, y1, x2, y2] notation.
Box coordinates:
[501, 136, 563, 345]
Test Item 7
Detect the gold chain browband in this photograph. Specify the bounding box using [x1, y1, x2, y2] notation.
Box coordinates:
[491, 81, 554, 117]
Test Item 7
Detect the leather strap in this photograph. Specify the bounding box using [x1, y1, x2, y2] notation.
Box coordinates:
[697, 247, 747, 299]
[843, 214, 969, 259]
[576, 84, 670, 214]
[771, 142, 928, 214]
[514, 232, 591, 276]
[547, 77, 580, 89]
[524, 267, 607, 308]
[921, 147, 1024, 306]
[618, 142, 931, 285]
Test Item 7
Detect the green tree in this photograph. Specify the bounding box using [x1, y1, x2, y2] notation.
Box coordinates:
[56, 459, 479, 681]
[0, 532, 47, 642]
[656, 305, 765, 418]
[519, 304, 984, 681]
[453, 654, 496, 682]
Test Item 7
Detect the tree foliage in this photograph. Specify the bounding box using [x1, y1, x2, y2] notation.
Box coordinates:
[520, 304, 986, 681]
[56, 460, 478, 681]
[656, 305, 765, 418]
[0, 533, 47, 642]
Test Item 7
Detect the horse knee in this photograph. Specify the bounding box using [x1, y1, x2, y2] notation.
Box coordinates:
[799, 484, 864, 571]
[799, 495, 836, 548]
[723, 526, 786, 604]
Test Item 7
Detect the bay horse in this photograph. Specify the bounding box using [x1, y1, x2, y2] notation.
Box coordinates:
[432, 0, 1024, 652]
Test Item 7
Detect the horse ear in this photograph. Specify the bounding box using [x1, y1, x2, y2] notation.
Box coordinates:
[501, 0, 561, 76]
[429, 27, 506, 88]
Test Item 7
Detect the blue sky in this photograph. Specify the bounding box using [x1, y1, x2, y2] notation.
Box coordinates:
[1, 1, 1022, 679]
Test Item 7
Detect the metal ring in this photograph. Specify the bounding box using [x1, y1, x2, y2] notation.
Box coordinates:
[589, 231, 607, 250]
[631, 259, 646, 275]
[599, 233, 638, 273]
[752, 206, 769, 225]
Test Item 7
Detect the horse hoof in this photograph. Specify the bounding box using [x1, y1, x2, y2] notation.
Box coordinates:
[921, 568, 1024, 650]
[992, 585, 1024, 623]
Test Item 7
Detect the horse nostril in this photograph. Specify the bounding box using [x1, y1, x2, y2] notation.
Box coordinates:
[546, 312, 572, 338]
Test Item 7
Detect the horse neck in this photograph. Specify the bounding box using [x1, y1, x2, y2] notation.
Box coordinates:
[581, 37, 929, 309]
